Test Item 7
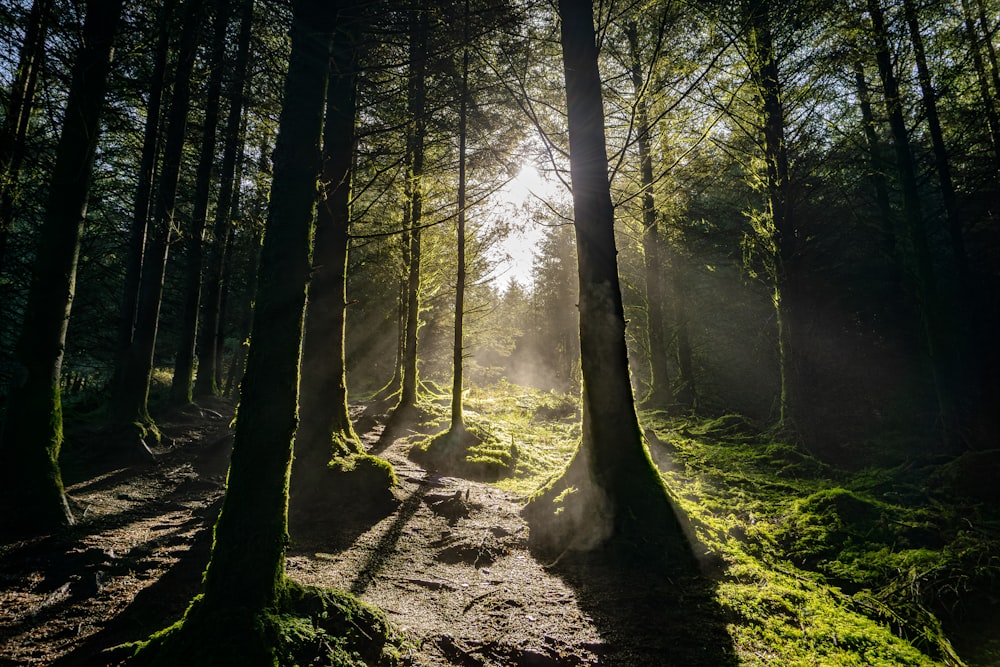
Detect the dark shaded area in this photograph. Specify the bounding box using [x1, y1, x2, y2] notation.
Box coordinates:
[551, 551, 737, 667]
[50, 500, 218, 667]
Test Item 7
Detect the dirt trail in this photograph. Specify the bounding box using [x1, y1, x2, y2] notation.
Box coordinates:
[0, 400, 734, 666]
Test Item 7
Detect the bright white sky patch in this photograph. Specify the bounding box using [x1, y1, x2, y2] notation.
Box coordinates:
[491, 161, 568, 288]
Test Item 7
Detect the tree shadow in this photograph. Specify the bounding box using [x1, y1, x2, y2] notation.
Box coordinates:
[347, 472, 432, 595]
[548, 551, 738, 667]
[49, 499, 220, 667]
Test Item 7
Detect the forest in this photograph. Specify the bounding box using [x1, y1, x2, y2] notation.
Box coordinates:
[0, 0, 998, 664]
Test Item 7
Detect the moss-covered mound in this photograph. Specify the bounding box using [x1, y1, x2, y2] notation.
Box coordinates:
[409, 421, 517, 481]
[120, 581, 407, 666]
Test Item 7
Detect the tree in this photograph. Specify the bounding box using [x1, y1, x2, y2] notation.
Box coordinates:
[115, 0, 176, 386]
[522, 0, 693, 567]
[866, 0, 963, 450]
[109, 0, 204, 433]
[195, 0, 255, 397]
[291, 2, 396, 518]
[625, 19, 674, 413]
[742, 0, 801, 430]
[170, 0, 232, 404]
[126, 2, 401, 664]
[0, 0, 125, 534]
[449, 0, 471, 435]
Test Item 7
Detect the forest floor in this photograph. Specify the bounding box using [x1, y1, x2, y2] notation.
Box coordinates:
[0, 393, 726, 666]
[0, 385, 998, 666]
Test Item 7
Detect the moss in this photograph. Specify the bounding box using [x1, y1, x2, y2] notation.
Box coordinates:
[409, 420, 515, 481]
[123, 582, 407, 667]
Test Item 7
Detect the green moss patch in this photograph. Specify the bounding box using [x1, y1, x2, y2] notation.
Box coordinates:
[121, 581, 407, 666]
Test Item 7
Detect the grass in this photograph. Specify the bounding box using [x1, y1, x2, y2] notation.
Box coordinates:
[439, 382, 998, 667]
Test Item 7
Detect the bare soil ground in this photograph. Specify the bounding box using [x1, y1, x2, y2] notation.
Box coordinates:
[0, 398, 734, 666]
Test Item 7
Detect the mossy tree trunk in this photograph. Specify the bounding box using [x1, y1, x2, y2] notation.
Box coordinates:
[397, 0, 428, 414]
[110, 0, 204, 429]
[195, 0, 254, 398]
[171, 0, 231, 405]
[293, 8, 366, 494]
[524, 0, 693, 568]
[449, 0, 470, 435]
[133, 4, 336, 661]
[0, 0, 124, 534]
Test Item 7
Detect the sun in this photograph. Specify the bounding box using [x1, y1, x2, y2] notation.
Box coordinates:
[489, 160, 569, 288]
[501, 161, 562, 209]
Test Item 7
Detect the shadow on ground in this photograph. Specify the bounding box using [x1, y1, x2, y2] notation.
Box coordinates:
[49, 499, 220, 667]
[551, 551, 738, 667]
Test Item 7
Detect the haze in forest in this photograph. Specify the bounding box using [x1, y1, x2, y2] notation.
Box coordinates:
[1, 0, 998, 664]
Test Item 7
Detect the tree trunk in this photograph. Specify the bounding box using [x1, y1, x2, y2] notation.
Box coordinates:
[450, 0, 470, 434]
[746, 0, 800, 431]
[294, 11, 364, 485]
[397, 0, 428, 413]
[195, 0, 254, 397]
[868, 0, 962, 449]
[974, 0, 1000, 107]
[171, 0, 231, 404]
[666, 235, 696, 410]
[0, 0, 53, 273]
[110, 0, 204, 428]
[853, 61, 899, 274]
[524, 0, 693, 568]
[625, 22, 673, 413]
[115, 0, 175, 366]
[0, 0, 124, 535]
[131, 2, 335, 661]
[223, 229, 259, 398]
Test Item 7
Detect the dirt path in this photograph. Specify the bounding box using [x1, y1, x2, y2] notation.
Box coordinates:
[0, 401, 734, 666]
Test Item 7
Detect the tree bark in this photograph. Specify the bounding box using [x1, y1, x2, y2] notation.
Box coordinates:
[397, 0, 428, 413]
[195, 0, 255, 397]
[294, 8, 364, 486]
[110, 0, 204, 428]
[0, 0, 53, 273]
[0, 0, 124, 534]
[171, 0, 231, 404]
[450, 0, 470, 434]
[524, 0, 693, 568]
